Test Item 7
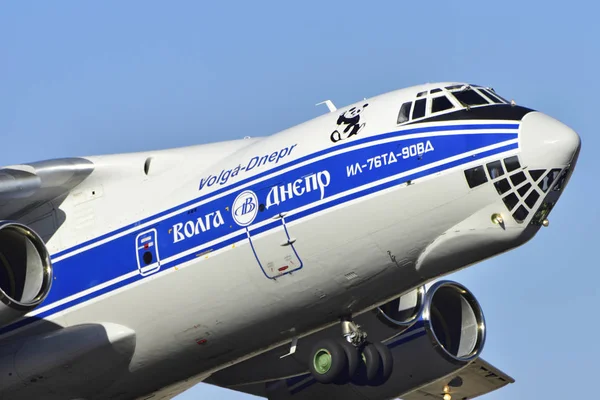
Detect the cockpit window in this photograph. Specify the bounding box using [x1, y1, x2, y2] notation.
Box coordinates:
[431, 96, 454, 113]
[451, 88, 489, 106]
[481, 89, 506, 104]
[397, 102, 412, 124]
[396, 84, 511, 125]
[412, 98, 426, 119]
[487, 89, 509, 103]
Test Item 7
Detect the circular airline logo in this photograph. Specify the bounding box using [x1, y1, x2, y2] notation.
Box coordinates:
[232, 190, 259, 227]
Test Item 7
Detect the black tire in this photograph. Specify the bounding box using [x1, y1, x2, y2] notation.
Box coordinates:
[308, 339, 348, 384]
[372, 342, 394, 385]
[361, 343, 381, 382]
[335, 339, 360, 384]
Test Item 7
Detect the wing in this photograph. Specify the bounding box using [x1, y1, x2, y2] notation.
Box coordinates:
[401, 358, 514, 400]
[213, 358, 513, 400]
[0, 158, 94, 220]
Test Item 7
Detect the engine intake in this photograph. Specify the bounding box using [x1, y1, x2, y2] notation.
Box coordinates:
[0, 222, 53, 328]
[345, 281, 486, 399]
[423, 280, 486, 363]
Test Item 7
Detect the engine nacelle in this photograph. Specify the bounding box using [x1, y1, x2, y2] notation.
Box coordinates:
[422, 280, 486, 363]
[351, 280, 486, 399]
[212, 281, 486, 399]
[0, 221, 53, 329]
[375, 285, 426, 329]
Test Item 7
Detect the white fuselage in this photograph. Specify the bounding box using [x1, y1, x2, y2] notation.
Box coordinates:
[0, 82, 580, 400]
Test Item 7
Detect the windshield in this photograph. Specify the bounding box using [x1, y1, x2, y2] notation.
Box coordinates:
[395, 84, 511, 125]
[481, 88, 509, 103]
[446, 85, 509, 106]
[448, 87, 489, 106]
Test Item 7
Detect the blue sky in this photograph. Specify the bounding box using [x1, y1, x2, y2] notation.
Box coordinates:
[1, 1, 598, 399]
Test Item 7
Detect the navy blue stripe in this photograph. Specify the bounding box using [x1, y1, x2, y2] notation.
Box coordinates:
[52, 123, 518, 259]
[388, 330, 427, 349]
[288, 143, 518, 224]
[44, 131, 517, 307]
[1, 141, 517, 336]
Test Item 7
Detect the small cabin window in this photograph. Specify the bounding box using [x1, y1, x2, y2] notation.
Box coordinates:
[397, 102, 412, 124]
[502, 193, 519, 211]
[538, 169, 561, 192]
[528, 169, 545, 182]
[517, 183, 532, 197]
[431, 96, 454, 113]
[494, 179, 511, 195]
[486, 160, 504, 179]
[553, 170, 568, 192]
[503, 156, 521, 172]
[513, 205, 529, 223]
[464, 166, 487, 188]
[525, 190, 540, 208]
[412, 99, 427, 119]
[510, 172, 526, 187]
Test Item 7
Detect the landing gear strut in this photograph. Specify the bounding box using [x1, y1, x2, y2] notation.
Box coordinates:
[341, 318, 367, 347]
[307, 317, 394, 386]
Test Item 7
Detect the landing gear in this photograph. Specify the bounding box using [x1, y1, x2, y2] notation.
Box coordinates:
[360, 342, 381, 382]
[338, 339, 360, 383]
[307, 318, 394, 386]
[341, 318, 367, 347]
[350, 341, 393, 386]
[373, 342, 393, 383]
[308, 339, 348, 384]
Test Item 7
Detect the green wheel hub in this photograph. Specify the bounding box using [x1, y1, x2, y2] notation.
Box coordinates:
[313, 349, 333, 374]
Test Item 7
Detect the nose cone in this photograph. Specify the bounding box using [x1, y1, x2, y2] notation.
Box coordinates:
[520, 112, 581, 168]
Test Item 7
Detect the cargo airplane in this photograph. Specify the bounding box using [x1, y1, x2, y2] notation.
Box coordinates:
[0, 83, 580, 399]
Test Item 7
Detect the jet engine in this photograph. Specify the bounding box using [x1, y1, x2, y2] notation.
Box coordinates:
[421, 280, 486, 363]
[349, 280, 486, 399]
[211, 281, 486, 398]
[0, 221, 53, 329]
[375, 285, 426, 329]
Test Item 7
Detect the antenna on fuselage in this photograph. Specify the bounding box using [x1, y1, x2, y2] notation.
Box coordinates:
[316, 100, 337, 112]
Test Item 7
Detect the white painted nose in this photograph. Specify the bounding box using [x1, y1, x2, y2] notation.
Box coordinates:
[519, 112, 581, 169]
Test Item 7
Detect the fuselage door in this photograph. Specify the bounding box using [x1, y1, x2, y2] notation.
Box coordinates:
[246, 213, 303, 279]
[231, 190, 303, 279]
[136, 228, 161, 276]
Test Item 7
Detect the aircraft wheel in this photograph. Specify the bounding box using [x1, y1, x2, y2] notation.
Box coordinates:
[372, 342, 394, 385]
[309, 339, 348, 384]
[335, 339, 360, 384]
[361, 342, 381, 382]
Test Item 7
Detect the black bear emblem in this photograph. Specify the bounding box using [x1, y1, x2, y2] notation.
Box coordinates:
[330, 103, 369, 143]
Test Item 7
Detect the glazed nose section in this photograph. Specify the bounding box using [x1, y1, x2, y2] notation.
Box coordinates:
[520, 112, 581, 169]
